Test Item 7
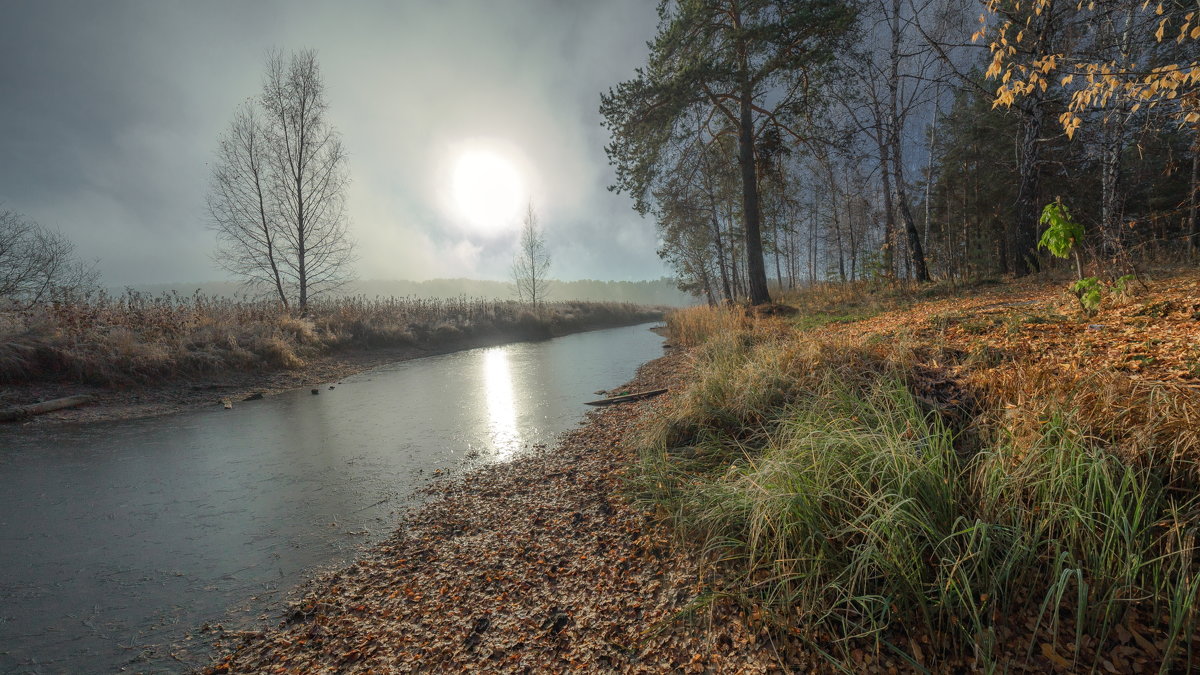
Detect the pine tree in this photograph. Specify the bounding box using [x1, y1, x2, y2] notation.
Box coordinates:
[601, 0, 855, 305]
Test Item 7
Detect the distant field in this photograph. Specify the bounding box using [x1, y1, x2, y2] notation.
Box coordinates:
[117, 277, 696, 308]
[0, 292, 665, 387]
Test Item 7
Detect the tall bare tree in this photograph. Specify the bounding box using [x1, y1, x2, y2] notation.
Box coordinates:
[208, 48, 353, 310]
[208, 103, 290, 307]
[0, 209, 96, 307]
[512, 202, 551, 309]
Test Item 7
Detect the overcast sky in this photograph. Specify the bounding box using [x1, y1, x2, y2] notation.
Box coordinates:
[0, 1, 668, 286]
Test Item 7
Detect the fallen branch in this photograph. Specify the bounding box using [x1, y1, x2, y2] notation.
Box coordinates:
[0, 395, 96, 423]
[584, 388, 668, 406]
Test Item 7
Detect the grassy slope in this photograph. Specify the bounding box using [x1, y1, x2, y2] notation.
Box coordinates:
[636, 272, 1200, 673]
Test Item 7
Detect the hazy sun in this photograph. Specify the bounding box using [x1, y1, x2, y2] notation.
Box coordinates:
[451, 149, 524, 233]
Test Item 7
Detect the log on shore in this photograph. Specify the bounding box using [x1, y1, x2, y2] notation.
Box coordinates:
[584, 388, 668, 406]
[0, 395, 96, 423]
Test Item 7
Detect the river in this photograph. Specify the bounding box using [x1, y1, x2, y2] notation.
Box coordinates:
[0, 322, 665, 674]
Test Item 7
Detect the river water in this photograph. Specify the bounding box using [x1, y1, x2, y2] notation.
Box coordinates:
[0, 323, 664, 674]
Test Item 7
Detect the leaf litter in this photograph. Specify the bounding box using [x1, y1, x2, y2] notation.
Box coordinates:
[204, 354, 805, 673]
[205, 273, 1200, 672]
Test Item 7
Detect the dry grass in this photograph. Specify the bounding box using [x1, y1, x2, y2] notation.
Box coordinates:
[972, 364, 1200, 479]
[0, 291, 664, 386]
[666, 303, 799, 349]
[774, 277, 993, 318]
[644, 284, 1200, 670]
[775, 279, 894, 314]
[665, 304, 752, 348]
[782, 270, 1200, 472]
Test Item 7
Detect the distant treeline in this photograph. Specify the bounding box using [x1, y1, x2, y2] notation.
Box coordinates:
[119, 278, 695, 307]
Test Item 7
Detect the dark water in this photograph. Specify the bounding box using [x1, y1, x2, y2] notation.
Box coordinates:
[0, 323, 664, 674]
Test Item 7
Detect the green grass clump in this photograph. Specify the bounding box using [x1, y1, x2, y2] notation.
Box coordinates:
[637, 330, 1200, 670]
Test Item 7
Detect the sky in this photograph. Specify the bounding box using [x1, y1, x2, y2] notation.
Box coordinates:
[0, 0, 668, 286]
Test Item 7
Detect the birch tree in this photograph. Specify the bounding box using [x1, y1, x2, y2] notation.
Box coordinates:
[208, 102, 290, 307]
[208, 49, 353, 310]
[512, 202, 551, 309]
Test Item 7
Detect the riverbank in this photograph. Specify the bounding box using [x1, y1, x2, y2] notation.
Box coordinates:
[635, 272, 1200, 671]
[0, 323, 671, 674]
[207, 271, 1199, 672]
[0, 314, 663, 426]
[205, 351, 809, 673]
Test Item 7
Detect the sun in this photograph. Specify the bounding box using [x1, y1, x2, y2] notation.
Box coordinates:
[450, 149, 524, 233]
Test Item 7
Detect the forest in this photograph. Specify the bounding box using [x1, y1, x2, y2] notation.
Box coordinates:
[601, 0, 1199, 304]
[578, 1, 1200, 671]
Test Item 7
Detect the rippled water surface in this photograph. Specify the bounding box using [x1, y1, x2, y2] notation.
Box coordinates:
[0, 323, 663, 673]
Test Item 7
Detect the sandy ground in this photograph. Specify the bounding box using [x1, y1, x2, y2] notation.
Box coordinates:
[202, 351, 819, 674]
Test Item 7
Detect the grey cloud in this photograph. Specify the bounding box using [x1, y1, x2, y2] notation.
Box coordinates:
[0, 0, 666, 286]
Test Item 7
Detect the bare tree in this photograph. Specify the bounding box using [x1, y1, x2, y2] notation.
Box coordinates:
[208, 48, 353, 310]
[0, 209, 96, 307]
[511, 202, 551, 310]
[208, 102, 290, 307]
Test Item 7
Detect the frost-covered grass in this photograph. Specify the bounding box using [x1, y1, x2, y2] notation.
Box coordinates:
[638, 305, 1200, 670]
[0, 291, 663, 385]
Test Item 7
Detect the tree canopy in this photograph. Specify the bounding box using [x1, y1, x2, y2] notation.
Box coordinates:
[601, 0, 855, 305]
[979, 0, 1200, 137]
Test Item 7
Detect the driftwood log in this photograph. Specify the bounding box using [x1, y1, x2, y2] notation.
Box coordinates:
[0, 395, 96, 423]
[584, 388, 668, 406]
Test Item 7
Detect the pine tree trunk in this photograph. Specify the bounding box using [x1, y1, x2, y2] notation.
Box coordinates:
[847, 195, 859, 281]
[738, 88, 771, 305]
[699, 263, 715, 306]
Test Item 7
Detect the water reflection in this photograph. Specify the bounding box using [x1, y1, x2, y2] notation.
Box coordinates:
[0, 323, 664, 673]
[483, 347, 521, 458]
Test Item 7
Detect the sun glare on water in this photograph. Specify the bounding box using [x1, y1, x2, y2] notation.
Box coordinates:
[451, 149, 524, 233]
